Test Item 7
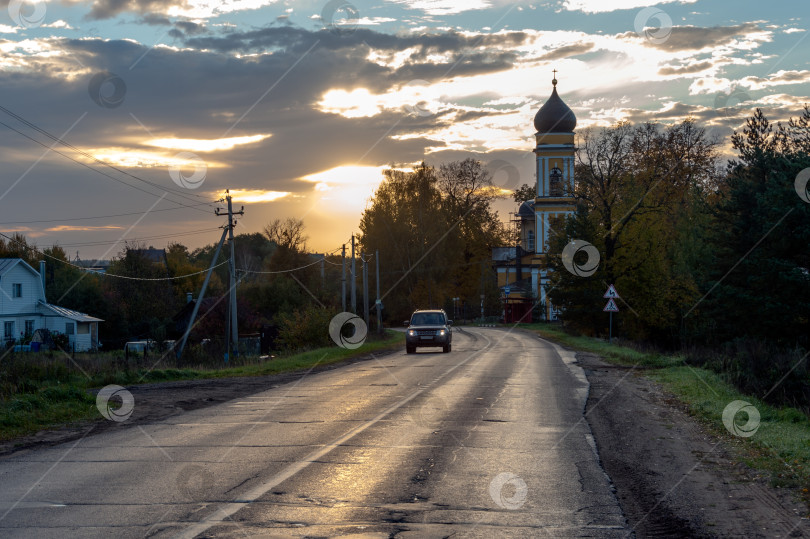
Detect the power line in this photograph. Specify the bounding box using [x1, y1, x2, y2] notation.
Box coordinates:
[237, 246, 343, 274]
[0, 112, 219, 213]
[34, 227, 222, 249]
[0, 105, 214, 203]
[0, 201, 217, 226]
[0, 230, 228, 281]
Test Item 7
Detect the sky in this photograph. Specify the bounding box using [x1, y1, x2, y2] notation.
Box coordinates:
[0, 0, 808, 259]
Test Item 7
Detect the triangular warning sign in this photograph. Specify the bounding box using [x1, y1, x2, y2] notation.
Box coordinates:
[603, 298, 619, 312]
[603, 284, 620, 299]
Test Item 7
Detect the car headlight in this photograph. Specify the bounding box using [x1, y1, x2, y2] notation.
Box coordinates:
[408, 329, 415, 336]
[438, 329, 445, 336]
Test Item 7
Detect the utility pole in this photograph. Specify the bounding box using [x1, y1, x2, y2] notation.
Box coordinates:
[375, 249, 382, 334]
[320, 253, 325, 284]
[362, 252, 369, 329]
[216, 190, 243, 361]
[341, 244, 347, 312]
[351, 234, 356, 314]
[176, 227, 228, 359]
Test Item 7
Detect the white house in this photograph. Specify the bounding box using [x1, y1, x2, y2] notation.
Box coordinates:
[0, 258, 102, 351]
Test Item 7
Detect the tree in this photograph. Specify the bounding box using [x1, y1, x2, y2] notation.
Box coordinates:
[513, 183, 535, 204]
[548, 120, 718, 342]
[103, 245, 178, 344]
[264, 217, 311, 273]
[359, 160, 510, 323]
[264, 218, 307, 252]
[698, 108, 810, 347]
[436, 158, 511, 314]
[166, 242, 207, 304]
[359, 163, 452, 321]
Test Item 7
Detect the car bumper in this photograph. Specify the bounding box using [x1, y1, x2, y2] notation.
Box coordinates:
[406, 334, 451, 346]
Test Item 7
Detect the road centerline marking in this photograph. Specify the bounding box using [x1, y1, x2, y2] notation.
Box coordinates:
[176, 330, 492, 539]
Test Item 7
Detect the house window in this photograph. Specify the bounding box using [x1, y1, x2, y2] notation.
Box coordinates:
[12, 283, 21, 298]
[4, 321, 14, 340]
[527, 230, 535, 251]
[77, 322, 90, 335]
[24, 320, 34, 336]
[65, 322, 75, 335]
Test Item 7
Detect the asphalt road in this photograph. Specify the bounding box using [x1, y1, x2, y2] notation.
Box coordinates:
[0, 327, 630, 538]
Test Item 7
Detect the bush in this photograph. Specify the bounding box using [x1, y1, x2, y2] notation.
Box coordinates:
[687, 338, 810, 413]
[51, 331, 69, 351]
[276, 307, 337, 352]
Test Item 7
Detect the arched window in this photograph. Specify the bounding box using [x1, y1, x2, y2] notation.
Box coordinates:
[527, 230, 535, 251]
[549, 167, 563, 196]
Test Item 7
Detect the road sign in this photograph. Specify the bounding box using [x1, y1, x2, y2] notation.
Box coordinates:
[603, 284, 619, 299]
[603, 298, 619, 312]
[504, 286, 511, 295]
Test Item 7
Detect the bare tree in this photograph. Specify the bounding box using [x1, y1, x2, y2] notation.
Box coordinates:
[264, 218, 308, 252]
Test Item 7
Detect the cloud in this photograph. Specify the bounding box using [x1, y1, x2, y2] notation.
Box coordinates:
[145, 134, 271, 152]
[740, 70, 810, 90]
[227, 189, 290, 203]
[85, 0, 279, 20]
[561, 0, 697, 14]
[387, 0, 492, 16]
[636, 23, 768, 51]
[0, 18, 805, 255]
[658, 60, 712, 76]
[46, 225, 124, 232]
[42, 20, 74, 29]
[86, 0, 169, 20]
[538, 42, 595, 61]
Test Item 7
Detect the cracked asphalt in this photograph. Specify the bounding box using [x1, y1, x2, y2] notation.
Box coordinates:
[0, 327, 631, 538]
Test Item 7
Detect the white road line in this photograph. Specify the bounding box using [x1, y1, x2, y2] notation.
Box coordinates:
[176, 330, 492, 539]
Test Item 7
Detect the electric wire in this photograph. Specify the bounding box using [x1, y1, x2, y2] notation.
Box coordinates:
[0, 105, 217, 203]
[0, 115, 218, 214]
[0, 201, 217, 226]
[36, 227, 223, 249]
[0, 231, 228, 281]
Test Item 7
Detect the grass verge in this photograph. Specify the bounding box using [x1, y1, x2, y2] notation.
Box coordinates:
[517, 323, 810, 499]
[0, 331, 404, 443]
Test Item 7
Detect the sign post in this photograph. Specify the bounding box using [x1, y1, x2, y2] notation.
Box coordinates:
[603, 285, 620, 344]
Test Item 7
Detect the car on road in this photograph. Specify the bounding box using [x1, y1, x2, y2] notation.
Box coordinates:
[404, 309, 453, 354]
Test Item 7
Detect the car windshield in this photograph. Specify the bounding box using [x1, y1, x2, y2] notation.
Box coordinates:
[411, 312, 445, 325]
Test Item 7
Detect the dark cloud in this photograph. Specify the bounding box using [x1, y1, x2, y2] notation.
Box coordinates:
[658, 61, 713, 76]
[169, 20, 208, 39]
[0, 24, 528, 226]
[140, 13, 172, 26]
[184, 26, 529, 56]
[630, 23, 763, 51]
[86, 0, 176, 20]
[538, 42, 594, 61]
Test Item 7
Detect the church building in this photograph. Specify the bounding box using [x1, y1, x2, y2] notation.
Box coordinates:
[492, 75, 577, 322]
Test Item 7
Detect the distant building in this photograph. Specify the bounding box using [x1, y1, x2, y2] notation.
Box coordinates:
[493, 75, 577, 322]
[0, 258, 102, 350]
[132, 248, 168, 267]
[75, 259, 111, 274]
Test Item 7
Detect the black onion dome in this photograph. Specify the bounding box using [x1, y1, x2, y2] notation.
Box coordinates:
[518, 200, 534, 218]
[533, 79, 576, 133]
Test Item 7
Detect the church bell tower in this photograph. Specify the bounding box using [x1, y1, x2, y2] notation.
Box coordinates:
[532, 73, 577, 319]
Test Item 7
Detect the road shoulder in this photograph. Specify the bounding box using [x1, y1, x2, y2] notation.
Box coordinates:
[579, 350, 808, 538]
[0, 348, 399, 459]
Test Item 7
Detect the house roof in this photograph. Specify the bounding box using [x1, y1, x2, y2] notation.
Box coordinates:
[0, 258, 39, 277]
[38, 301, 103, 322]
